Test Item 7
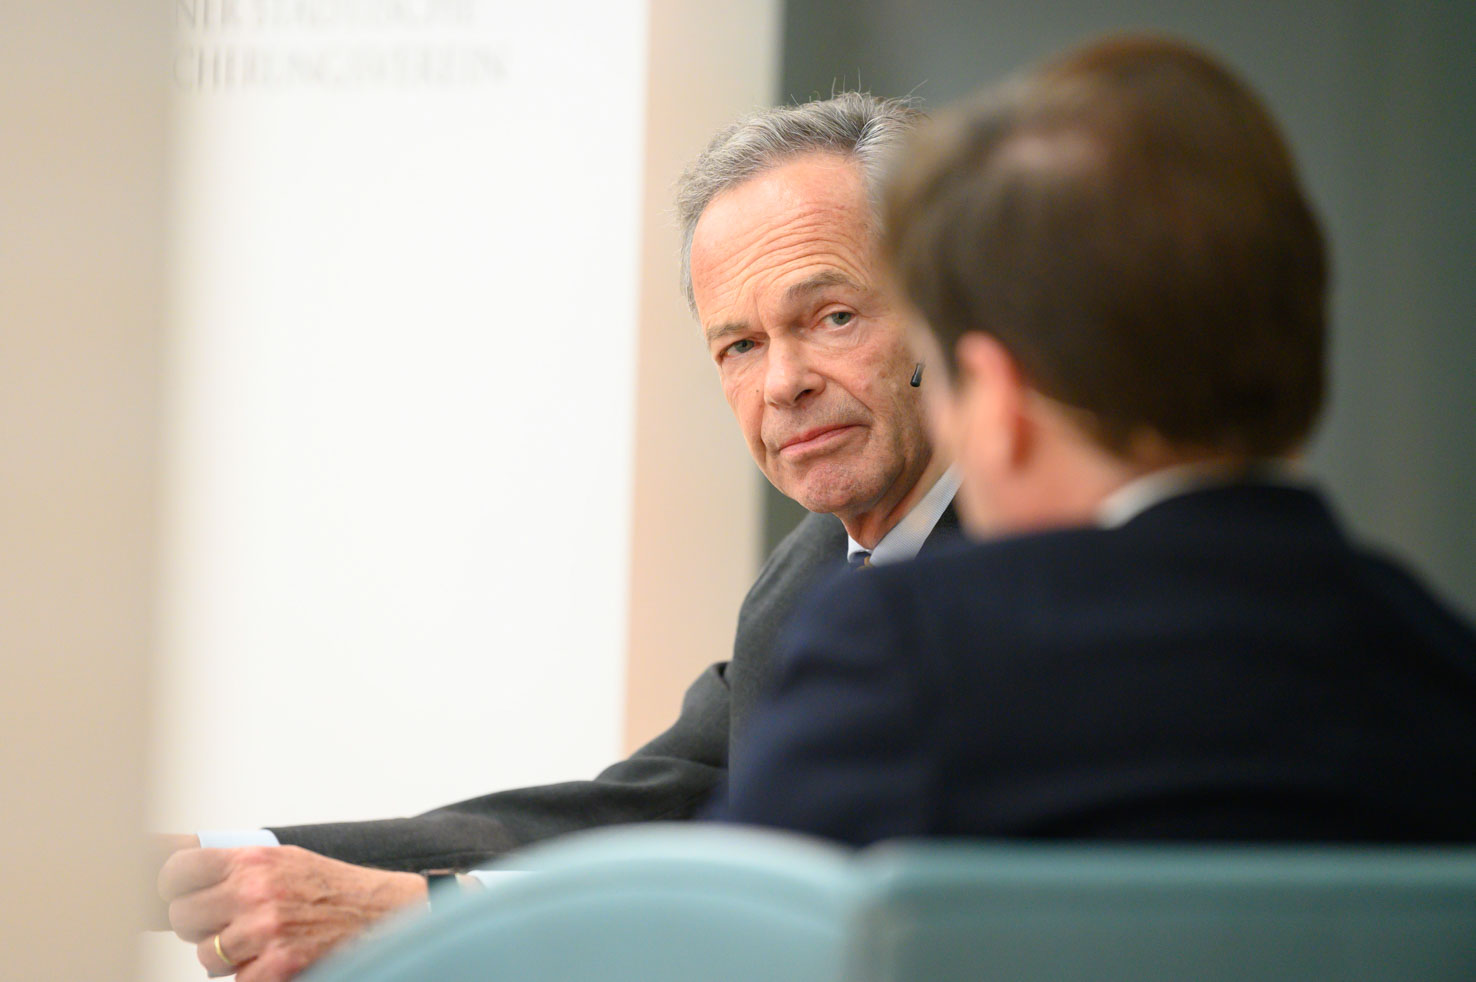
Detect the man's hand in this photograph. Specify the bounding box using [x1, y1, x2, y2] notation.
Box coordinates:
[146, 834, 203, 931]
[158, 845, 428, 981]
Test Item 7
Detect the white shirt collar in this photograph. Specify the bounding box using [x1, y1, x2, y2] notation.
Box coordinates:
[846, 465, 960, 566]
[1096, 459, 1302, 529]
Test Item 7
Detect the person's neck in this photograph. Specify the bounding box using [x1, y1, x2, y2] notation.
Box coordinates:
[1097, 446, 1264, 504]
[1015, 446, 1256, 532]
[840, 451, 951, 550]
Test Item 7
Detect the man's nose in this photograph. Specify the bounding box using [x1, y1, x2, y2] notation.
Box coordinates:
[763, 340, 824, 407]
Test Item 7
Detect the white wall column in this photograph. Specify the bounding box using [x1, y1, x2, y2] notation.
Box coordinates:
[146, 1, 774, 977]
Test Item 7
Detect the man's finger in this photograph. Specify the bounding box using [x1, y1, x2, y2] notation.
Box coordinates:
[195, 927, 255, 979]
[167, 876, 242, 942]
[155, 832, 202, 854]
[144, 833, 204, 931]
[158, 847, 239, 901]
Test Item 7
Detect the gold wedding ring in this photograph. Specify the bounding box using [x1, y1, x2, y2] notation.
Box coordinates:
[214, 933, 237, 969]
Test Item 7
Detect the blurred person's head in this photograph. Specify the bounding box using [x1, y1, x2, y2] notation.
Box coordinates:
[678, 94, 946, 547]
[883, 34, 1328, 535]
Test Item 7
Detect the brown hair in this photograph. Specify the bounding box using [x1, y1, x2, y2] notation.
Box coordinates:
[883, 35, 1327, 457]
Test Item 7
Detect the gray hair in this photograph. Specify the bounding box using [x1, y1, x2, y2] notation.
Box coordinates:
[675, 91, 923, 311]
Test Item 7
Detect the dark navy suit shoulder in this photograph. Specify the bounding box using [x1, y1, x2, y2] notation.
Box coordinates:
[716, 484, 1476, 846]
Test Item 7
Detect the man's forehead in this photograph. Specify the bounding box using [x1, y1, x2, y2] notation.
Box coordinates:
[695, 245, 876, 336]
[690, 156, 878, 327]
[692, 154, 871, 252]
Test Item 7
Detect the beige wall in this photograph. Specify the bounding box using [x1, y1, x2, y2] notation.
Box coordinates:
[623, 1, 780, 751]
[0, 4, 167, 980]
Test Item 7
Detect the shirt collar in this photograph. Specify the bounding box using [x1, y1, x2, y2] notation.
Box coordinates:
[846, 465, 961, 566]
[1096, 458, 1303, 529]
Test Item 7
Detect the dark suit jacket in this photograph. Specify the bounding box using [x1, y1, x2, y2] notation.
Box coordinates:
[713, 484, 1476, 846]
[270, 507, 960, 870]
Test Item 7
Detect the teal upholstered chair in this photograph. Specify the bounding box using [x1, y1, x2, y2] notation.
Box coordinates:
[846, 842, 1476, 982]
[300, 823, 853, 982]
[304, 826, 1476, 982]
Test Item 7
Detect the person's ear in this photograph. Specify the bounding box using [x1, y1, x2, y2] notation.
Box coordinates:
[953, 332, 1032, 473]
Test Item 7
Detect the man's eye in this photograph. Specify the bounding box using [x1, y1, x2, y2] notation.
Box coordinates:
[725, 338, 757, 357]
[825, 311, 855, 327]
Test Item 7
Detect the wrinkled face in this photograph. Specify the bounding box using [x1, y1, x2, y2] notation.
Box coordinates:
[689, 154, 933, 521]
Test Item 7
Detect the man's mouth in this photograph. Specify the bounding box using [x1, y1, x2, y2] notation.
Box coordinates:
[777, 424, 859, 456]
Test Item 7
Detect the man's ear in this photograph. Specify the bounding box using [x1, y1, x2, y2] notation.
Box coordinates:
[954, 332, 1032, 471]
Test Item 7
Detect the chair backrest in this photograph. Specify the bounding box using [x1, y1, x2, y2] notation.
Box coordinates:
[301, 823, 854, 982]
[845, 842, 1476, 982]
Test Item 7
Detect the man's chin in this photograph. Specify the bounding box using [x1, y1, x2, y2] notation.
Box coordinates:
[774, 471, 877, 519]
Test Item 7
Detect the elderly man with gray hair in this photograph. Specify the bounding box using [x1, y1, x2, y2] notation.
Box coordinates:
[154, 92, 960, 982]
